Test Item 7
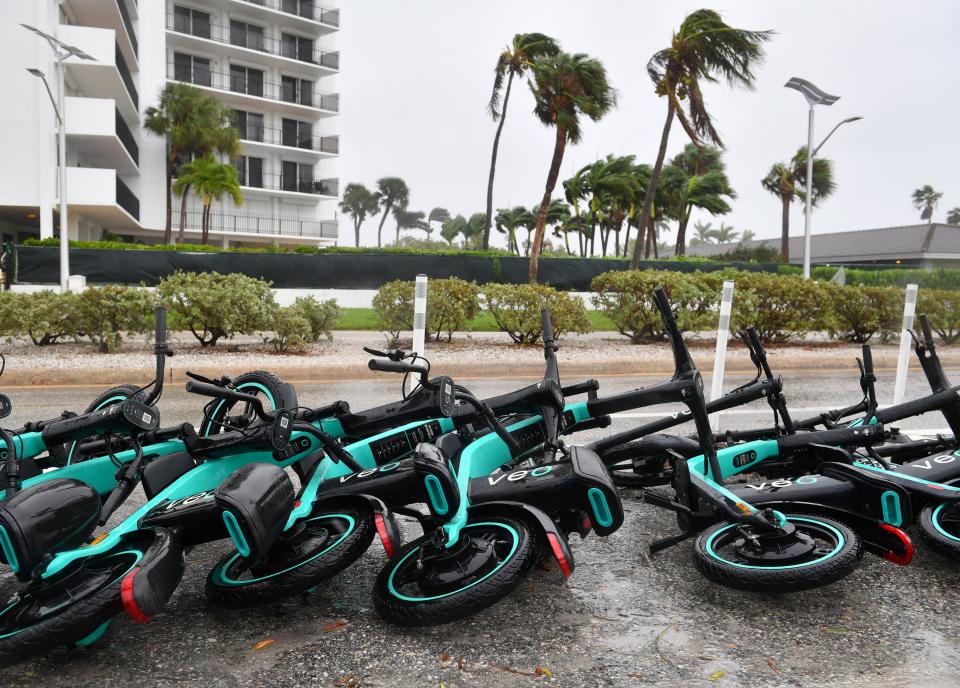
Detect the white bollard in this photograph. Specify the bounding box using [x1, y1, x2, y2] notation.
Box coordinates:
[710, 280, 735, 431]
[892, 284, 919, 405]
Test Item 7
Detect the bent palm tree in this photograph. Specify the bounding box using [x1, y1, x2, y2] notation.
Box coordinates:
[528, 52, 615, 282]
[948, 207, 960, 226]
[484, 33, 561, 249]
[495, 206, 533, 254]
[913, 185, 943, 226]
[374, 177, 409, 248]
[441, 215, 467, 246]
[670, 144, 734, 254]
[339, 183, 380, 246]
[427, 207, 450, 238]
[762, 146, 834, 262]
[630, 9, 772, 267]
[173, 154, 243, 245]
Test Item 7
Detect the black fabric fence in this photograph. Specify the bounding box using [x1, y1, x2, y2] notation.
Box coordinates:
[13, 246, 776, 290]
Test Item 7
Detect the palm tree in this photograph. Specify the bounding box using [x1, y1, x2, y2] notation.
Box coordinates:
[528, 52, 616, 282]
[144, 83, 239, 244]
[740, 229, 756, 242]
[562, 166, 591, 256]
[463, 212, 488, 249]
[173, 154, 243, 245]
[374, 177, 409, 248]
[427, 207, 450, 237]
[690, 220, 717, 245]
[339, 183, 380, 246]
[394, 209, 428, 242]
[913, 186, 943, 226]
[630, 9, 772, 268]
[713, 222, 739, 243]
[484, 33, 561, 250]
[669, 144, 735, 254]
[948, 208, 960, 226]
[762, 146, 834, 262]
[495, 206, 533, 254]
[584, 156, 639, 256]
[440, 215, 467, 246]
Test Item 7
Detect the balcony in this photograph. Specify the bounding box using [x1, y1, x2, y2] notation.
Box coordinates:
[232, 0, 340, 33]
[59, 25, 139, 120]
[167, 62, 338, 116]
[64, 167, 140, 230]
[240, 172, 338, 197]
[64, 97, 139, 173]
[166, 13, 339, 72]
[61, 0, 138, 67]
[236, 124, 338, 155]
[183, 209, 338, 239]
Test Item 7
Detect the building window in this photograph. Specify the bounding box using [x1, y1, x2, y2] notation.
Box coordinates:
[235, 156, 264, 188]
[173, 6, 211, 39]
[281, 118, 313, 149]
[230, 20, 265, 52]
[280, 76, 314, 107]
[174, 52, 211, 87]
[282, 161, 314, 193]
[230, 65, 264, 98]
[234, 110, 264, 142]
[281, 33, 314, 62]
[281, 0, 315, 20]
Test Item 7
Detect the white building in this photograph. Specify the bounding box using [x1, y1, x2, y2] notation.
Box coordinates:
[0, 0, 340, 248]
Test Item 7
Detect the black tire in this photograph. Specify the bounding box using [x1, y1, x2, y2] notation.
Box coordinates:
[0, 544, 144, 666]
[205, 506, 374, 607]
[692, 513, 862, 593]
[919, 502, 960, 559]
[199, 370, 297, 436]
[598, 440, 671, 488]
[61, 384, 148, 465]
[373, 517, 535, 627]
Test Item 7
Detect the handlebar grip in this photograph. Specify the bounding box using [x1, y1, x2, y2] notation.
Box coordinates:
[920, 314, 935, 349]
[776, 423, 885, 451]
[653, 286, 675, 323]
[186, 380, 259, 406]
[368, 359, 428, 375]
[861, 344, 874, 374]
[154, 306, 167, 347]
[41, 401, 159, 446]
[541, 309, 555, 346]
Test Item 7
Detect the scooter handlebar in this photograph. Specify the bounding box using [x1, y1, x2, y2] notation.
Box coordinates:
[368, 359, 429, 376]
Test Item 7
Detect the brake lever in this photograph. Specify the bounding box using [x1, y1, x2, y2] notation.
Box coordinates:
[186, 370, 223, 387]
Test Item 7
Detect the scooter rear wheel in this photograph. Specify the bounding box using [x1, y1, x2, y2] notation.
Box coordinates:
[199, 371, 296, 436]
[919, 502, 960, 559]
[60, 384, 148, 465]
[373, 517, 535, 626]
[0, 542, 147, 666]
[205, 506, 374, 607]
[693, 514, 861, 593]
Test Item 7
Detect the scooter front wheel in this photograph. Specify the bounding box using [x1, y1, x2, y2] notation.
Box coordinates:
[205, 506, 374, 607]
[373, 517, 535, 627]
[919, 502, 960, 559]
[692, 514, 861, 593]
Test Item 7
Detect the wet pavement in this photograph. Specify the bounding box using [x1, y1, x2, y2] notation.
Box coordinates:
[1, 369, 959, 687]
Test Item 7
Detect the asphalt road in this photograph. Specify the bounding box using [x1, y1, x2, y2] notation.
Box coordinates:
[1, 369, 959, 687]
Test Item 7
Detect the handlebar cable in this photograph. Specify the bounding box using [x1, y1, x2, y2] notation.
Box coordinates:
[401, 352, 431, 401]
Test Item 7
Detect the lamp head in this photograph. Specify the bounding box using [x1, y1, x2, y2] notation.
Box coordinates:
[785, 77, 840, 107]
[27, 68, 45, 78]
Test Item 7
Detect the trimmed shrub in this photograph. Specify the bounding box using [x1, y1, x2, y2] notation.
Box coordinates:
[158, 271, 276, 347]
[291, 296, 341, 342]
[75, 286, 155, 352]
[372, 278, 481, 346]
[482, 283, 591, 345]
[591, 270, 722, 343]
[266, 306, 311, 353]
[21, 290, 81, 345]
[826, 285, 901, 343]
[731, 272, 832, 341]
[372, 280, 413, 347]
[918, 290, 960, 344]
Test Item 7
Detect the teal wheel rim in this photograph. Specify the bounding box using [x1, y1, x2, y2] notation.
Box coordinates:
[386, 521, 520, 602]
[202, 382, 276, 436]
[931, 503, 960, 543]
[704, 517, 845, 570]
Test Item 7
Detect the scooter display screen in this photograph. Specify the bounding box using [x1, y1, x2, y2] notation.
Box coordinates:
[369, 420, 444, 464]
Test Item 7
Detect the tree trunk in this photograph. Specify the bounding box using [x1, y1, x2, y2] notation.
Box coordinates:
[529, 127, 567, 283]
[675, 205, 690, 256]
[563, 229, 572, 255]
[163, 150, 177, 245]
[599, 226, 609, 256]
[589, 221, 596, 256]
[622, 224, 631, 258]
[780, 193, 791, 263]
[354, 219, 362, 247]
[201, 203, 211, 245]
[630, 101, 675, 268]
[483, 71, 514, 250]
[614, 222, 621, 257]
[645, 215, 654, 258]
[376, 201, 392, 248]
[177, 183, 191, 244]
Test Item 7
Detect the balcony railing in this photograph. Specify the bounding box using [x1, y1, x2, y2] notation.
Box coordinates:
[116, 177, 139, 220]
[116, 0, 138, 57]
[183, 209, 338, 238]
[237, 0, 340, 27]
[167, 13, 339, 69]
[236, 124, 338, 153]
[115, 43, 138, 109]
[240, 172, 338, 196]
[168, 62, 338, 111]
[114, 109, 139, 165]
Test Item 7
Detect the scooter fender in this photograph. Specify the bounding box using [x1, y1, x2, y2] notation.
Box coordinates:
[121, 527, 186, 624]
[746, 500, 914, 566]
[467, 500, 575, 578]
[309, 493, 402, 559]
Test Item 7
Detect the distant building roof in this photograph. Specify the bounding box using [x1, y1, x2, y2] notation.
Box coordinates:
[686, 224, 960, 263]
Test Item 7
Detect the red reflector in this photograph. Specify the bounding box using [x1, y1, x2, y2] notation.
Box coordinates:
[546, 533, 572, 578]
[120, 566, 152, 624]
[374, 513, 395, 559]
[294, 500, 301, 508]
[879, 523, 914, 566]
[581, 516, 591, 531]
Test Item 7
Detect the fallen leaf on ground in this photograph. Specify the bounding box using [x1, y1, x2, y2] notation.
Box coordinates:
[251, 639, 275, 651]
[535, 666, 553, 677]
[322, 620, 350, 633]
[767, 657, 780, 673]
[439, 653, 452, 662]
[708, 670, 726, 682]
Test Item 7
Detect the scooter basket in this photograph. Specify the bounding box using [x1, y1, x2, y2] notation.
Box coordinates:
[214, 463, 294, 565]
[0, 478, 100, 578]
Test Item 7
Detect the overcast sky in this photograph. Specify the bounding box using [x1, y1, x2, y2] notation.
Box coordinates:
[336, 1, 960, 250]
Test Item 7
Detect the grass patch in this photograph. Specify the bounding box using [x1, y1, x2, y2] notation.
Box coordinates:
[335, 308, 616, 332]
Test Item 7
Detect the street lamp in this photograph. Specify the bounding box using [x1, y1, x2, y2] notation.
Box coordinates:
[22, 24, 94, 293]
[784, 77, 856, 279]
